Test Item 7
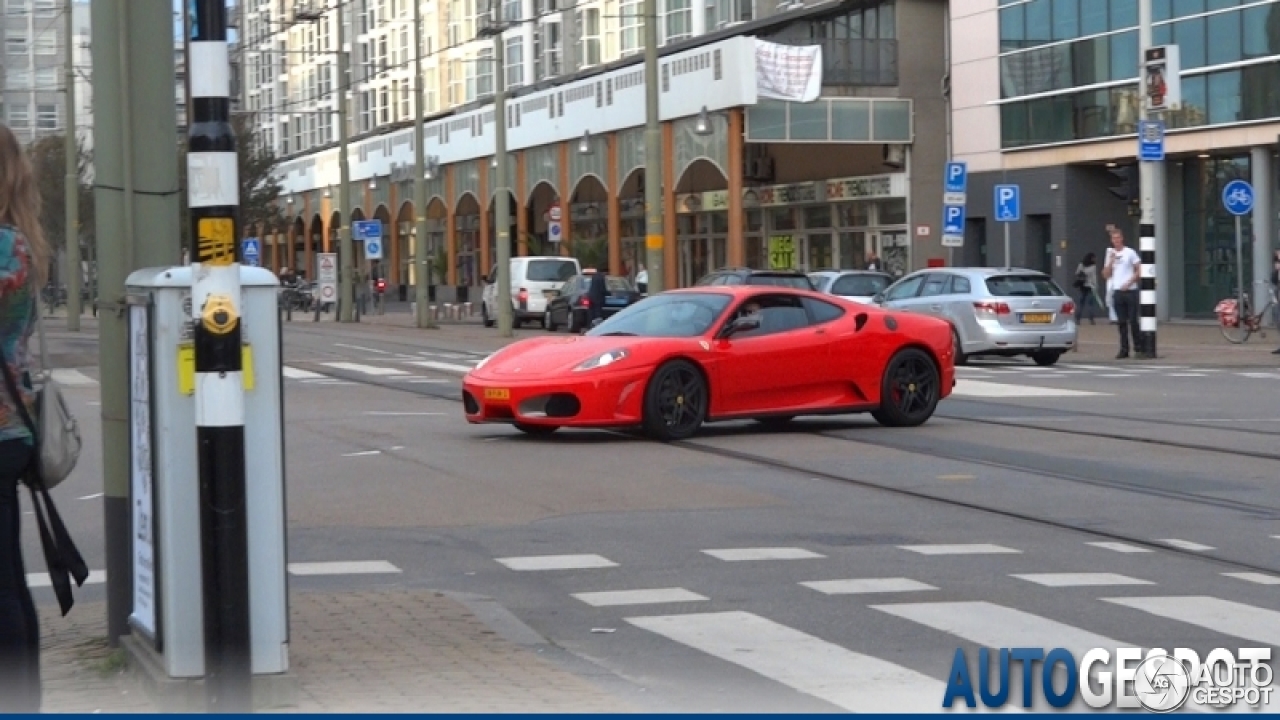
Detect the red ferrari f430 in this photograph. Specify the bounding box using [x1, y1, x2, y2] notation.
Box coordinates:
[462, 286, 956, 441]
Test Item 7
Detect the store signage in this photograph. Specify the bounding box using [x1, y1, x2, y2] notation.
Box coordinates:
[676, 173, 907, 214]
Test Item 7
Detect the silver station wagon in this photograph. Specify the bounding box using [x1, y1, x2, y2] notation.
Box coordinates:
[872, 267, 1078, 366]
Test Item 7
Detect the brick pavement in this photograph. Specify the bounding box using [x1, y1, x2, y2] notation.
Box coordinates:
[39, 590, 632, 713]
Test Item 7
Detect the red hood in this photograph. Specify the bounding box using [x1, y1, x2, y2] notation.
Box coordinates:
[472, 335, 659, 377]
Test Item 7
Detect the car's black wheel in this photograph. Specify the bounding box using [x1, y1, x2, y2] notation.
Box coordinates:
[755, 415, 795, 429]
[1031, 351, 1061, 366]
[642, 359, 708, 441]
[871, 348, 941, 428]
[567, 309, 578, 333]
[952, 327, 968, 366]
[513, 422, 559, 435]
[482, 302, 494, 328]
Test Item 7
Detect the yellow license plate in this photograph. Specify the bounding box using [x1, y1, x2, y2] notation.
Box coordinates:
[484, 388, 511, 401]
[1021, 313, 1053, 324]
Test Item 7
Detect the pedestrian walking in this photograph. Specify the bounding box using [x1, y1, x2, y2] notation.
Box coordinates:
[1102, 226, 1142, 358]
[587, 263, 608, 328]
[0, 122, 51, 712]
[1073, 252, 1101, 325]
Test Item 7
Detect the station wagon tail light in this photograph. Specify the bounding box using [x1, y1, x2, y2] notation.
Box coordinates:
[973, 301, 1011, 316]
[1061, 300, 1075, 315]
[579, 296, 590, 307]
[575, 348, 629, 371]
[517, 288, 529, 304]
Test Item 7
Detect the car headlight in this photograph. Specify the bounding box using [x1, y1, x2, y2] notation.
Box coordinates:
[574, 349, 629, 371]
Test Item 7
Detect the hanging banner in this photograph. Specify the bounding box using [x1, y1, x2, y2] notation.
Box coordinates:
[754, 39, 823, 103]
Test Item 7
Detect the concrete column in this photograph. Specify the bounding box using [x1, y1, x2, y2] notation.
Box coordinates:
[662, 122, 677, 289]
[446, 166, 457, 286]
[726, 108, 745, 267]
[516, 152, 529, 256]
[606, 134, 622, 275]
[479, 161, 491, 273]
[1251, 146, 1273, 312]
[691, 0, 706, 37]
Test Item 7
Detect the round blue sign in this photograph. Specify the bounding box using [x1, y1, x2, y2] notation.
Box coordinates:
[1222, 179, 1255, 216]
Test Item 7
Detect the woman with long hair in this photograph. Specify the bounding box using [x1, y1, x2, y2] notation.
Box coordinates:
[0, 122, 50, 712]
[1073, 252, 1101, 325]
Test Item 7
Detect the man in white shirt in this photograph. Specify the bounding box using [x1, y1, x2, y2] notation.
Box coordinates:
[1103, 227, 1142, 358]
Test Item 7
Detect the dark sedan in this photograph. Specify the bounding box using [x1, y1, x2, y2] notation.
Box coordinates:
[544, 273, 642, 333]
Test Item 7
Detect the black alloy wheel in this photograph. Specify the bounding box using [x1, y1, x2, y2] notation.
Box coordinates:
[642, 360, 708, 441]
[871, 348, 941, 428]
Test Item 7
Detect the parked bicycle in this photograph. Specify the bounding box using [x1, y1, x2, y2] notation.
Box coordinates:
[1214, 287, 1279, 343]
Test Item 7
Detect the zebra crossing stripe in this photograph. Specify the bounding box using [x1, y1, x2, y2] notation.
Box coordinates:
[408, 360, 476, 374]
[321, 362, 410, 376]
[1101, 596, 1280, 646]
[625, 611, 953, 713]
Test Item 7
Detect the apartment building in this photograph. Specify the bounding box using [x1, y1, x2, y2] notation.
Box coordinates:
[246, 0, 950, 303]
[951, 0, 1280, 318]
[1, 0, 83, 146]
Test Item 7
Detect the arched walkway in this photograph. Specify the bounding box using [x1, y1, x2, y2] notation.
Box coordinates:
[455, 193, 480, 287]
[674, 158, 730, 287]
[567, 175, 608, 271]
[486, 189, 518, 271]
[526, 182, 560, 258]
[395, 200, 414, 289]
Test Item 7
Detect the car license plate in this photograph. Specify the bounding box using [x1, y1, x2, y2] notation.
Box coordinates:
[484, 388, 510, 401]
[1021, 313, 1053, 324]
[607, 297, 626, 305]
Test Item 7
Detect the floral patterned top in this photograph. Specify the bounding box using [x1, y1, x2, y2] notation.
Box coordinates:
[0, 224, 36, 445]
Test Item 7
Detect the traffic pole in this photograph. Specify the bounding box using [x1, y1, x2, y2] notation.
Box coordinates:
[1137, 0, 1158, 358]
[188, 0, 252, 711]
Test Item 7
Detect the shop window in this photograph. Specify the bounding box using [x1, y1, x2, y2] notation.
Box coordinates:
[770, 208, 797, 231]
[836, 202, 869, 227]
[803, 206, 831, 229]
[874, 200, 906, 226]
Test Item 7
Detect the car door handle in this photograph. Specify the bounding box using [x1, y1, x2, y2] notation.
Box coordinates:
[929, 304, 943, 311]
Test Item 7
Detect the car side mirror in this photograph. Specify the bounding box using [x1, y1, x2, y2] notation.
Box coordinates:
[872, 292, 886, 304]
[721, 314, 760, 338]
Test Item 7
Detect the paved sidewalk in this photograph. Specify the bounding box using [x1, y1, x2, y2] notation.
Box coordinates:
[41, 591, 632, 713]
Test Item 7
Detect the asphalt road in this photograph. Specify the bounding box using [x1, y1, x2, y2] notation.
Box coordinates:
[40, 321, 1280, 712]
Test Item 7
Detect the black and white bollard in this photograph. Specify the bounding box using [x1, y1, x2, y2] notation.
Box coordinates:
[1139, 221, 1157, 357]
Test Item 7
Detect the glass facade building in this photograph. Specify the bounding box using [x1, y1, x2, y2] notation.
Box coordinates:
[997, 0, 1280, 148]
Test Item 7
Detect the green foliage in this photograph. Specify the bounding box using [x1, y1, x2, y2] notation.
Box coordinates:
[27, 134, 95, 252]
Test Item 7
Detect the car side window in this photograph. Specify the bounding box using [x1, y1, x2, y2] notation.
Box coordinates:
[721, 275, 742, 285]
[729, 294, 811, 338]
[884, 275, 926, 301]
[802, 297, 846, 325]
[919, 274, 949, 297]
[949, 275, 972, 294]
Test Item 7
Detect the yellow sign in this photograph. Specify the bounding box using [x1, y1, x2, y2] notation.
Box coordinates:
[768, 235, 795, 270]
[483, 388, 511, 401]
[177, 343, 256, 395]
[645, 234, 664, 251]
[196, 218, 237, 266]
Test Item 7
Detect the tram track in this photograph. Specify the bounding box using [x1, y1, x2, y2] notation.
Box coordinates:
[285, 356, 1280, 578]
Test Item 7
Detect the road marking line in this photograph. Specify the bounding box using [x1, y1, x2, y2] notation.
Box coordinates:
[335, 343, 391, 355]
[496, 554, 618, 571]
[1097, 374, 1136, 378]
[1086, 541, 1153, 554]
[1159, 539, 1215, 552]
[572, 588, 708, 607]
[625, 611, 951, 713]
[362, 411, 446, 416]
[936, 474, 976, 481]
[1221, 572, 1280, 585]
[1194, 418, 1280, 422]
[77, 492, 104, 501]
[51, 369, 97, 386]
[28, 570, 106, 588]
[408, 360, 476, 374]
[702, 547, 825, 561]
[407, 378, 451, 384]
[287, 561, 402, 576]
[800, 578, 937, 595]
[341, 450, 382, 457]
[283, 366, 327, 379]
[1102, 596, 1280, 646]
[1238, 372, 1280, 379]
[952, 379, 1108, 398]
[898, 544, 1021, 555]
[871, 600, 1121, 660]
[1011, 572, 1154, 587]
[1166, 373, 1207, 377]
[321, 362, 410, 376]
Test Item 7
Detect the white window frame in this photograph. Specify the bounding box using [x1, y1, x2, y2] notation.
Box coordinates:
[476, 46, 493, 97]
[663, 0, 691, 45]
[619, 0, 641, 56]
[579, 8, 600, 67]
[541, 20, 562, 78]
[8, 103, 29, 128]
[6, 35, 28, 55]
[505, 35, 524, 87]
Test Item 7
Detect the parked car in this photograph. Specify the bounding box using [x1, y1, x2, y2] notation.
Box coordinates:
[462, 286, 956, 440]
[696, 267, 816, 289]
[544, 273, 642, 332]
[872, 267, 1077, 366]
[809, 270, 894, 304]
[481, 256, 582, 328]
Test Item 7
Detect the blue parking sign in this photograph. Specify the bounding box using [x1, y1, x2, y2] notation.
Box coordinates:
[241, 237, 261, 267]
[944, 162, 968, 194]
[994, 185, 1020, 222]
[943, 205, 966, 236]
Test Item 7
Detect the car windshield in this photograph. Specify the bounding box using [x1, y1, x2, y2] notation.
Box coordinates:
[831, 274, 890, 297]
[527, 259, 578, 282]
[604, 275, 633, 291]
[985, 274, 1066, 297]
[747, 275, 814, 289]
[584, 292, 732, 338]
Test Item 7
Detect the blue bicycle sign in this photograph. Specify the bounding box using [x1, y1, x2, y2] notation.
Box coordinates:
[1222, 180, 1254, 216]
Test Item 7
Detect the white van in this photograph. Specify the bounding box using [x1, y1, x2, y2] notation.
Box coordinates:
[481, 256, 581, 328]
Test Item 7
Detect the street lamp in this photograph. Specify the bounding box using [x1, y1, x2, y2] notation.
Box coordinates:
[578, 130, 594, 155]
[694, 106, 713, 136]
[479, 9, 514, 337]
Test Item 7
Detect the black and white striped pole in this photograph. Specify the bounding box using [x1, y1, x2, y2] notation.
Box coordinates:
[188, 0, 252, 711]
[1138, 0, 1159, 359]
